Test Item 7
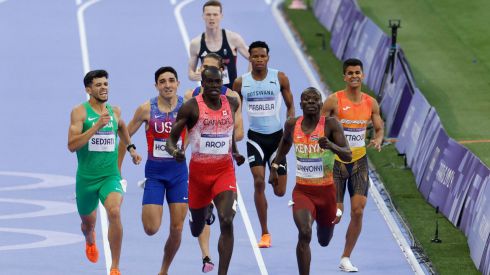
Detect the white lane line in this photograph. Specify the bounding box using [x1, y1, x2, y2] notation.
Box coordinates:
[271, 0, 327, 100]
[236, 183, 269, 275]
[0, 199, 77, 219]
[369, 177, 426, 275]
[173, 1, 268, 273]
[0, 227, 84, 251]
[75, 1, 111, 274]
[0, 171, 75, 191]
[0, 0, 8, 4]
[263, 0, 272, 5]
[170, 0, 177, 6]
[174, 0, 194, 50]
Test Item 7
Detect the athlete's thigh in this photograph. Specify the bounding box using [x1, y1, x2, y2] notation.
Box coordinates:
[212, 165, 237, 200]
[99, 175, 123, 207]
[142, 204, 163, 229]
[347, 156, 369, 198]
[213, 190, 237, 218]
[188, 162, 213, 209]
[292, 187, 317, 222]
[314, 185, 337, 226]
[168, 203, 188, 227]
[143, 178, 166, 206]
[165, 173, 189, 204]
[333, 160, 350, 203]
[76, 178, 100, 216]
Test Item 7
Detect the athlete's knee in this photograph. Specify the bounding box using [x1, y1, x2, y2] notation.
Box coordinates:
[218, 214, 234, 232]
[254, 177, 266, 192]
[169, 222, 184, 237]
[351, 207, 364, 220]
[106, 206, 121, 221]
[297, 225, 312, 244]
[190, 219, 206, 237]
[318, 232, 333, 247]
[143, 222, 160, 236]
[273, 185, 286, 197]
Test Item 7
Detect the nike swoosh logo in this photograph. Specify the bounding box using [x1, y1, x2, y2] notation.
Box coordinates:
[342, 106, 351, 111]
[183, 197, 188, 200]
[269, 81, 277, 84]
[155, 115, 165, 119]
[243, 85, 250, 87]
[88, 117, 97, 121]
[229, 185, 236, 189]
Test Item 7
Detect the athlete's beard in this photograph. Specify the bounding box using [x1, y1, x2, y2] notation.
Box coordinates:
[93, 95, 108, 103]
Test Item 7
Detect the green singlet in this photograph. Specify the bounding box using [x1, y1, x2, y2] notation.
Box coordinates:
[76, 102, 122, 215]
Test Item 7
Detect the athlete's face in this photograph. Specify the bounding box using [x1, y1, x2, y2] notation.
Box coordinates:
[203, 6, 222, 29]
[300, 90, 322, 115]
[155, 72, 179, 100]
[249, 47, 269, 71]
[202, 70, 223, 99]
[343, 65, 364, 89]
[86, 77, 109, 103]
[201, 57, 222, 72]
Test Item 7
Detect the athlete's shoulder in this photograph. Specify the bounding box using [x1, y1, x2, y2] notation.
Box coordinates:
[225, 89, 239, 98]
[70, 103, 87, 119]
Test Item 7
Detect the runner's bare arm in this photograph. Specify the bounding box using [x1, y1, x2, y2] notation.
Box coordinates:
[228, 96, 245, 165]
[368, 98, 384, 151]
[279, 71, 295, 119]
[227, 90, 244, 141]
[184, 89, 194, 102]
[228, 30, 251, 71]
[118, 103, 149, 169]
[320, 117, 352, 162]
[269, 117, 296, 183]
[232, 77, 243, 103]
[188, 37, 202, 81]
[166, 99, 198, 161]
[320, 94, 337, 117]
[68, 105, 105, 152]
[114, 106, 141, 165]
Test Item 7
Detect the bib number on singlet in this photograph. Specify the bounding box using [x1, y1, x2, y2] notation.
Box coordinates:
[153, 139, 182, 158]
[199, 134, 230, 155]
[247, 98, 276, 117]
[222, 67, 230, 85]
[89, 131, 115, 152]
[296, 158, 323, 179]
[344, 128, 366, 148]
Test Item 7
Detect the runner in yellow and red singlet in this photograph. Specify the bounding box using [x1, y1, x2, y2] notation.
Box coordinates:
[321, 58, 384, 272]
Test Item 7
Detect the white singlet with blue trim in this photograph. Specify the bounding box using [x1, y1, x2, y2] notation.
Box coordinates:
[242, 68, 282, 134]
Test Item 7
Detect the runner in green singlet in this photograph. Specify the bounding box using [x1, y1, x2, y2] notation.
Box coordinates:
[68, 70, 141, 275]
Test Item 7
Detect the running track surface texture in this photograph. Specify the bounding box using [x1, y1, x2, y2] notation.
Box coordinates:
[0, 0, 417, 274]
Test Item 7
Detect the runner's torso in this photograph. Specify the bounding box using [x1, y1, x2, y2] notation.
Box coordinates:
[76, 102, 119, 178]
[188, 94, 234, 164]
[198, 29, 237, 87]
[335, 90, 372, 163]
[242, 68, 282, 134]
[293, 116, 335, 186]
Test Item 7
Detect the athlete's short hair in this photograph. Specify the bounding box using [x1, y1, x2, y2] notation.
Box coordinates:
[249, 41, 269, 54]
[203, 53, 224, 69]
[84, 70, 108, 87]
[201, 66, 222, 81]
[301, 87, 322, 99]
[154, 66, 178, 83]
[203, 0, 222, 13]
[343, 58, 363, 74]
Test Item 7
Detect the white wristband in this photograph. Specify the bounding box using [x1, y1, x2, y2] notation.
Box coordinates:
[336, 208, 343, 217]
